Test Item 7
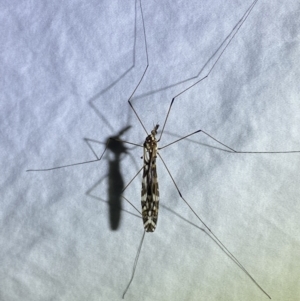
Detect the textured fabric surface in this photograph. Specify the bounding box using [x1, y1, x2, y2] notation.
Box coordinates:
[1, 1, 300, 300]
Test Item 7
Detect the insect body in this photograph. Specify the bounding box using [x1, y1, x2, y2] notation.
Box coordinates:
[142, 125, 159, 232]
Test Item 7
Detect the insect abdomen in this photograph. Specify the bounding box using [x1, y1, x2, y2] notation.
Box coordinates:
[141, 179, 159, 232]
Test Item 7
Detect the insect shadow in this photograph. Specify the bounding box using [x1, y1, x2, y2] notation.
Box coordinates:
[84, 126, 140, 230]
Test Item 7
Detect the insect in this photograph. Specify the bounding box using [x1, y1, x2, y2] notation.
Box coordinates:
[26, 0, 300, 298]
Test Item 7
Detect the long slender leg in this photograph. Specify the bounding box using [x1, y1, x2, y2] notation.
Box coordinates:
[122, 230, 146, 299]
[26, 139, 111, 172]
[158, 152, 271, 299]
[159, 128, 300, 154]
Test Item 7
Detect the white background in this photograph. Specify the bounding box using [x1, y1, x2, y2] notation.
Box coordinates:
[1, 0, 300, 300]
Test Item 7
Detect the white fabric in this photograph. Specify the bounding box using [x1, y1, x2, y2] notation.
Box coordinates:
[1, 0, 300, 300]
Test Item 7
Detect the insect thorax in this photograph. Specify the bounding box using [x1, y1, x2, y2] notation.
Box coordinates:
[144, 124, 159, 151]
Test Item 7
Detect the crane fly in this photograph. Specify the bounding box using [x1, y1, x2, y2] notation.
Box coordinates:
[26, 0, 300, 299]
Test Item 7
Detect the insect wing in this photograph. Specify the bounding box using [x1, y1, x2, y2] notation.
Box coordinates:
[141, 144, 159, 232]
